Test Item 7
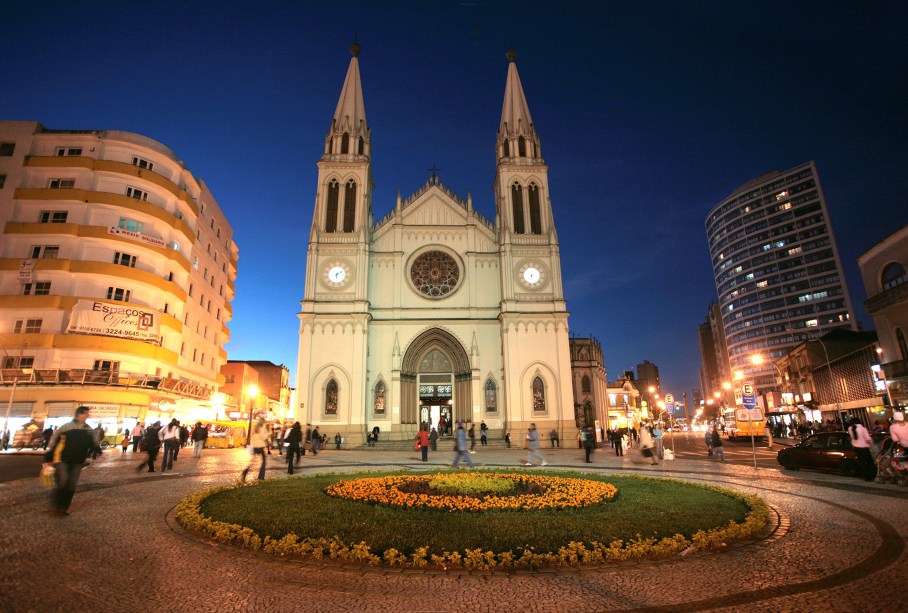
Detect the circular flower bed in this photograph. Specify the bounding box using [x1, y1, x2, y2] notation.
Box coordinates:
[325, 472, 618, 511]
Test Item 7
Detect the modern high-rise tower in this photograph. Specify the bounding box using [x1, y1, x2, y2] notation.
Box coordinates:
[705, 161, 857, 394]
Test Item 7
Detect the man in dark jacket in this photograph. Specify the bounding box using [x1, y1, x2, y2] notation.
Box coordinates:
[43, 406, 101, 516]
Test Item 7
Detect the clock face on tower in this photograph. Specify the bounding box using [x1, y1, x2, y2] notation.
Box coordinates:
[321, 260, 352, 289]
[518, 261, 547, 290]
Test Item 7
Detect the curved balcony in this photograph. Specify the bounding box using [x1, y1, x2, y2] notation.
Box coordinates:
[23, 156, 199, 217]
[0, 295, 183, 332]
[0, 257, 188, 300]
[13, 188, 195, 245]
[0, 331, 178, 363]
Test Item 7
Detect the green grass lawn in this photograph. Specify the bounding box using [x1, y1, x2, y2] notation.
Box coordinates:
[199, 470, 752, 556]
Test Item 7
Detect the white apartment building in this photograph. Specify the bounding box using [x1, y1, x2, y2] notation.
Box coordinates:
[0, 121, 237, 441]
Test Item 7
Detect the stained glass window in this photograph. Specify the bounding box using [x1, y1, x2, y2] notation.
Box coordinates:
[410, 251, 460, 298]
[581, 375, 591, 393]
[485, 379, 497, 413]
[532, 376, 546, 412]
[374, 380, 386, 414]
[325, 379, 338, 415]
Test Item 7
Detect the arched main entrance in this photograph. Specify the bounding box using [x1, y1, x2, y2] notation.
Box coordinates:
[400, 328, 472, 427]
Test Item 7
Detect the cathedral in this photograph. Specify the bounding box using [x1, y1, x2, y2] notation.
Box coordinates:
[296, 46, 576, 443]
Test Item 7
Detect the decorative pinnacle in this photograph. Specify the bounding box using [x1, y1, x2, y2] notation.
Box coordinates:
[351, 42, 361, 57]
[506, 48, 517, 62]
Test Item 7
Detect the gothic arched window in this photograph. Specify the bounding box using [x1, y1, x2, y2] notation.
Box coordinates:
[581, 375, 591, 393]
[897, 328, 908, 361]
[532, 376, 546, 412]
[325, 180, 339, 232]
[373, 380, 386, 415]
[343, 180, 357, 232]
[882, 263, 907, 291]
[484, 378, 497, 413]
[358, 137, 365, 155]
[518, 135, 526, 157]
[341, 132, 350, 154]
[528, 184, 542, 234]
[325, 379, 338, 415]
[512, 183, 525, 234]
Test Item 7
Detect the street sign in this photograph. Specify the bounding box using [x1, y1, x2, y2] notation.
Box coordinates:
[736, 407, 764, 422]
[665, 394, 674, 404]
[666, 402, 675, 415]
[741, 384, 756, 410]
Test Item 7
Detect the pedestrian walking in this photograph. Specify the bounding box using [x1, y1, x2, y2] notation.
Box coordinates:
[303, 424, 311, 455]
[416, 425, 430, 462]
[705, 428, 713, 457]
[639, 425, 658, 465]
[848, 418, 876, 482]
[310, 426, 321, 455]
[505, 431, 511, 448]
[191, 422, 208, 458]
[452, 421, 475, 468]
[429, 427, 438, 451]
[480, 421, 488, 446]
[711, 426, 726, 462]
[652, 424, 664, 460]
[120, 429, 130, 453]
[242, 418, 269, 481]
[159, 419, 181, 472]
[890, 412, 908, 446]
[525, 423, 547, 466]
[42, 425, 54, 450]
[468, 424, 476, 453]
[334, 433, 342, 450]
[136, 422, 160, 472]
[43, 406, 101, 516]
[285, 422, 302, 474]
[130, 423, 144, 453]
[611, 429, 624, 456]
[765, 424, 774, 449]
[582, 426, 595, 463]
[176, 423, 189, 459]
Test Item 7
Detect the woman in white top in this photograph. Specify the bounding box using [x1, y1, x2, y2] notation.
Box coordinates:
[242, 418, 269, 481]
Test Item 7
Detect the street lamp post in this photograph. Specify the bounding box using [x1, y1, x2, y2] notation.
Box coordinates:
[245, 384, 259, 444]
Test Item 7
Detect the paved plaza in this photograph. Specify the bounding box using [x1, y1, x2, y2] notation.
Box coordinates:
[1, 443, 906, 612]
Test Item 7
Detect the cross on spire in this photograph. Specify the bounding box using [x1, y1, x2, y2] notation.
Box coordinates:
[428, 163, 442, 184]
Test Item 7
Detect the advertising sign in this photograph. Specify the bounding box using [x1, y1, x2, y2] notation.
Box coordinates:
[86, 404, 121, 418]
[107, 226, 167, 249]
[66, 300, 161, 344]
[18, 259, 37, 283]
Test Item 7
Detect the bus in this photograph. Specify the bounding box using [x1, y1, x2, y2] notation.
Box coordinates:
[721, 407, 766, 441]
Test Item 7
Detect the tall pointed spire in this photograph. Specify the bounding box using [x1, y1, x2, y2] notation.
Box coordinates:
[497, 49, 540, 162]
[324, 43, 370, 159]
[500, 49, 533, 136]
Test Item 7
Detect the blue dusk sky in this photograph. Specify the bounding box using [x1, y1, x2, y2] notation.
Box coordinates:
[2, 1, 907, 401]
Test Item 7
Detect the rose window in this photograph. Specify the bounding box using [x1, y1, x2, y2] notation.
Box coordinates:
[410, 251, 460, 297]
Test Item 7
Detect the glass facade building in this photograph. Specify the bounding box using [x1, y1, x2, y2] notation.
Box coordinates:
[705, 161, 856, 393]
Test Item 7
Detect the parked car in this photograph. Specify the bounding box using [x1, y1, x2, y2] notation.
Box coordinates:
[776, 432, 876, 477]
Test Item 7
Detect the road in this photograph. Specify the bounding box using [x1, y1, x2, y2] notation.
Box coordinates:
[653, 430, 782, 469]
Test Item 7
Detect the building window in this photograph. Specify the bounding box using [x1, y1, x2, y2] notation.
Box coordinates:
[39, 210, 68, 223]
[30, 245, 59, 259]
[373, 380, 386, 415]
[2, 356, 34, 369]
[126, 186, 148, 201]
[55, 147, 82, 156]
[93, 360, 119, 372]
[484, 378, 497, 413]
[113, 252, 136, 267]
[118, 217, 143, 233]
[343, 180, 357, 232]
[48, 178, 75, 189]
[518, 135, 526, 157]
[132, 156, 154, 171]
[0, 142, 15, 156]
[325, 379, 338, 415]
[358, 137, 365, 155]
[532, 376, 546, 412]
[14, 319, 42, 333]
[341, 133, 349, 154]
[897, 328, 908, 362]
[325, 180, 339, 232]
[512, 183, 525, 233]
[23, 282, 51, 295]
[581, 375, 591, 393]
[106, 287, 131, 302]
[528, 184, 542, 234]
[881, 263, 907, 291]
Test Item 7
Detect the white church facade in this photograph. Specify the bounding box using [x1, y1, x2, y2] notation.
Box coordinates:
[296, 46, 576, 443]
